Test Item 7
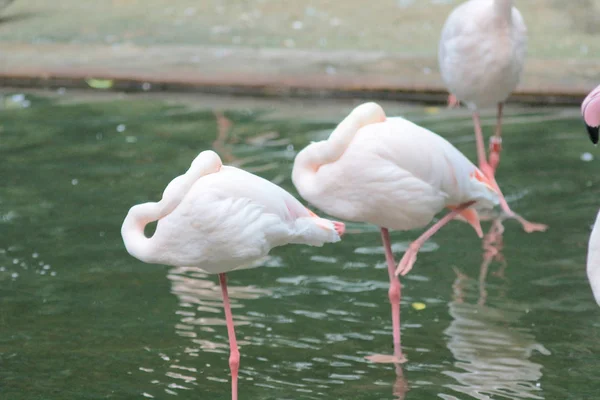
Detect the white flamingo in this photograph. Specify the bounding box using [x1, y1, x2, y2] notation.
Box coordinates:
[121, 150, 344, 400]
[292, 102, 499, 362]
[438, 0, 547, 233]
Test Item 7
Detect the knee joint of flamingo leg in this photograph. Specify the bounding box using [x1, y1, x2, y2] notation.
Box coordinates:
[388, 280, 400, 303]
[229, 349, 241, 372]
[489, 137, 502, 153]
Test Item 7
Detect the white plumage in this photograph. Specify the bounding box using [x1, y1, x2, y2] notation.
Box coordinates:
[121, 150, 344, 400]
[121, 150, 343, 274]
[439, 0, 527, 110]
[588, 210, 600, 306]
[437, 0, 546, 234]
[292, 103, 498, 232]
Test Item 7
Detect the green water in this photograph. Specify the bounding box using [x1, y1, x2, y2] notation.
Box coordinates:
[1, 91, 599, 400]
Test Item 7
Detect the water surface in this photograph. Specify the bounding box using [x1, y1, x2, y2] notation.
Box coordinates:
[1, 91, 599, 399]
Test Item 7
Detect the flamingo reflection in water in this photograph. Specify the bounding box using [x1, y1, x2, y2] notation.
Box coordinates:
[121, 150, 344, 400]
[443, 219, 550, 400]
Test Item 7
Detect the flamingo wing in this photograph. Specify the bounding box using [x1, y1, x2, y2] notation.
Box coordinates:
[152, 166, 341, 273]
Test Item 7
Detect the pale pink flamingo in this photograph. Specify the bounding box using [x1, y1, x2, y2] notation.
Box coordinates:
[121, 150, 344, 400]
[582, 84, 600, 144]
[439, 0, 547, 233]
[581, 87, 600, 305]
[292, 102, 499, 362]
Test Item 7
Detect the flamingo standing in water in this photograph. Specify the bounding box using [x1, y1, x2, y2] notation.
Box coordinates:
[121, 150, 344, 400]
[292, 102, 499, 362]
[438, 0, 547, 233]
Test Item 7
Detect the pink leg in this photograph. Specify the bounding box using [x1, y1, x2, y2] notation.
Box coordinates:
[472, 112, 488, 170]
[488, 103, 503, 173]
[365, 228, 407, 364]
[479, 164, 548, 233]
[395, 201, 475, 277]
[219, 273, 240, 400]
[474, 110, 548, 234]
[447, 94, 460, 109]
[382, 228, 402, 359]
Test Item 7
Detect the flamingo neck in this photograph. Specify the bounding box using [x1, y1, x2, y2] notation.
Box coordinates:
[121, 202, 162, 263]
[292, 116, 363, 197]
[493, 0, 513, 21]
[292, 102, 386, 200]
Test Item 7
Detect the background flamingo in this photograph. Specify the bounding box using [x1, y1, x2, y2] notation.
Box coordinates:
[121, 150, 344, 400]
[438, 0, 546, 233]
[292, 102, 499, 362]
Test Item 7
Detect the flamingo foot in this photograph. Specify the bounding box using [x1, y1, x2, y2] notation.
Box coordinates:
[395, 245, 418, 277]
[510, 214, 548, 233]
[478, 162, 548, 233]
[333, 221, 346, 236]
[365, 353, 408, 364]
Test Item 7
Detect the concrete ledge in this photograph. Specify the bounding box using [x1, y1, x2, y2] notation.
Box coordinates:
[1, 42, 597, 105]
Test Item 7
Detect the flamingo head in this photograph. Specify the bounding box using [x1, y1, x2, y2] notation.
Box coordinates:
[581, 85, 600, 144]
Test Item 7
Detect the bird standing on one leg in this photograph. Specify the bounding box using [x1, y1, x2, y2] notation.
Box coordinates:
[292, 102, 499, 362]
[438, 0, 547, 233]
[121, 150, 344, 400]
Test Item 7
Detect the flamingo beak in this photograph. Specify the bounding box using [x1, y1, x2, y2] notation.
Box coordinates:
[586, 124, 599, 145]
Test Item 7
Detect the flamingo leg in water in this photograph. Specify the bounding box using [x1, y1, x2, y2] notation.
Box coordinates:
[219, 273, 240, 400]
[383, 228, 402, 360]
[365, 228, 407, 364]
[473, 111, 548, 233]
[395, 201, 476, 277]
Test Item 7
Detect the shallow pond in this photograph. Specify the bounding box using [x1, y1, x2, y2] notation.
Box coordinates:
[1, 90, 599, 399]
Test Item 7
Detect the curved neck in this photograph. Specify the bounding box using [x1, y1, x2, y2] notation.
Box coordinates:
[121, 202, 163, 264]
[292, 102, 386, 196]
[292, 122, 361, 199]
[494, 0, 513, 21]
[120, 150, 222, 265]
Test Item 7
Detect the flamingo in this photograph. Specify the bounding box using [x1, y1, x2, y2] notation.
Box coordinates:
[438, 0, 547, 233]
[292, 102, 499, 362]
[582, 84, 600, 144]
[581, 86, 600, 306]
[121, 150, 344, 400]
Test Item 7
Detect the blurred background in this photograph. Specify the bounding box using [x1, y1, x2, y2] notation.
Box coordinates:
[1, 0, 599, 99]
